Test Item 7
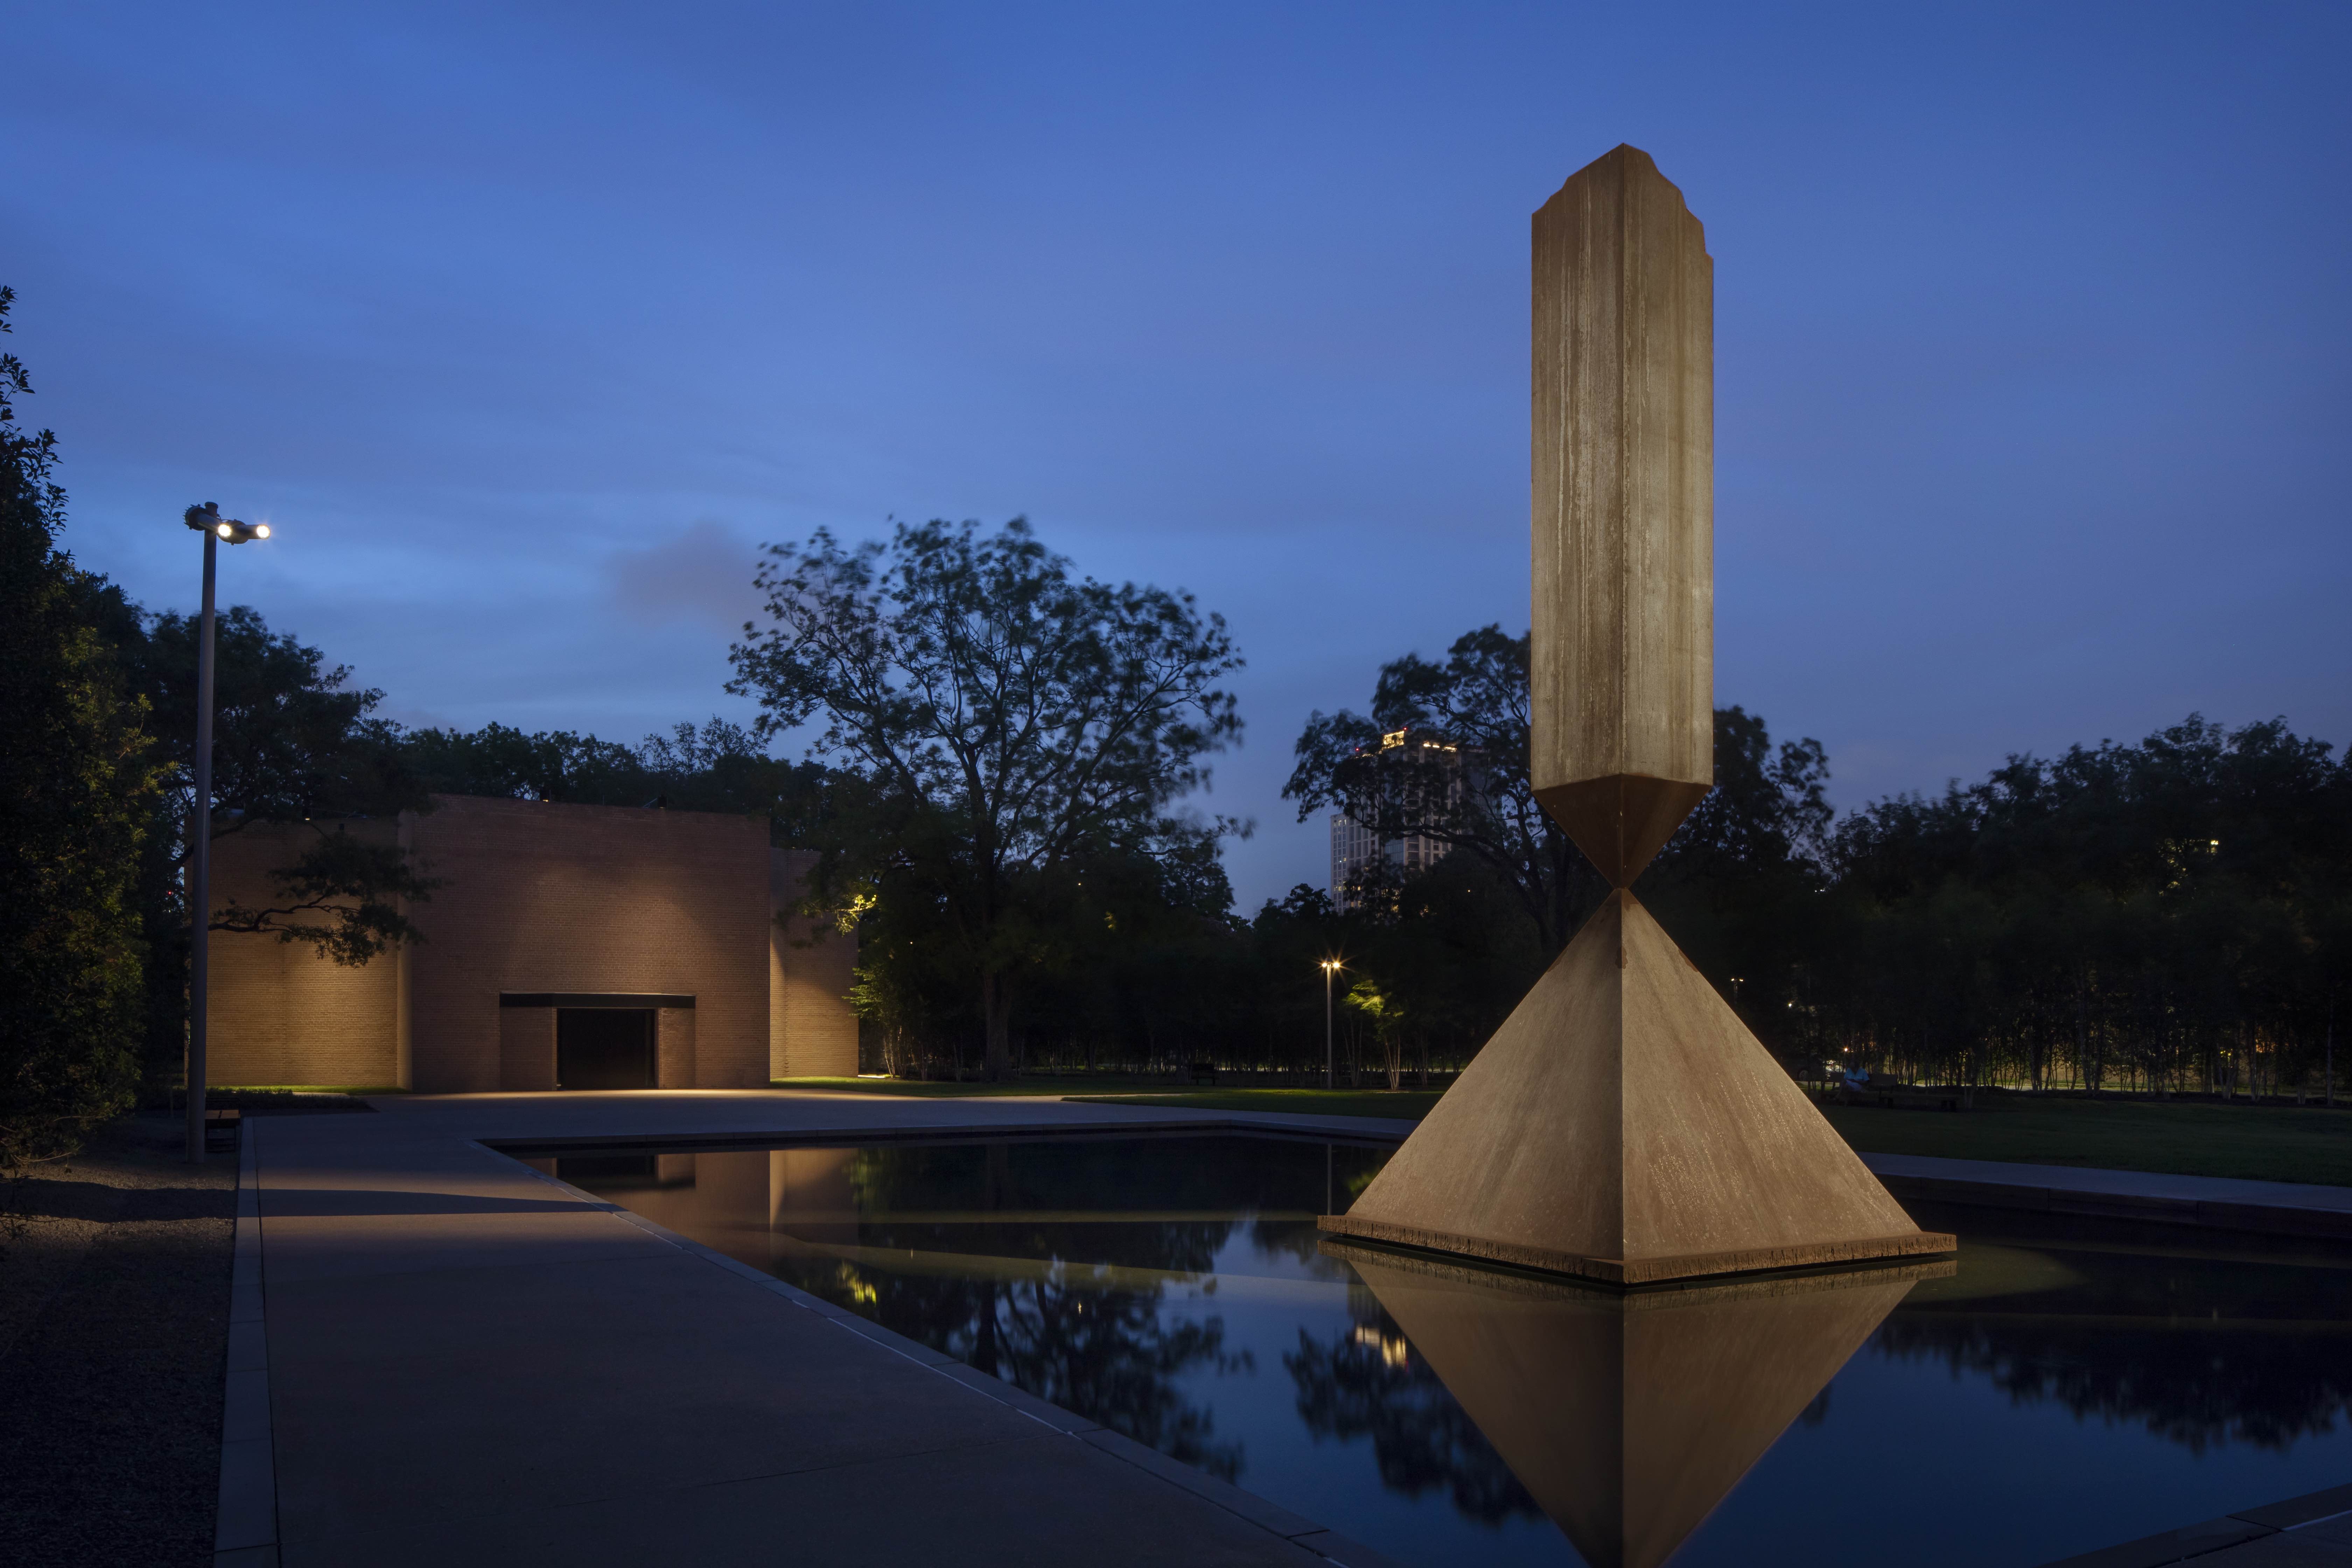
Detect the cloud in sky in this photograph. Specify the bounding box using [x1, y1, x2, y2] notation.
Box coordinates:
[606, 519, 766, 638]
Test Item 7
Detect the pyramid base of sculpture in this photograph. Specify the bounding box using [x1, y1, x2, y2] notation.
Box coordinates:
[1319, 890, 1953, 1287]
[1317, 1214, 1951, 1287]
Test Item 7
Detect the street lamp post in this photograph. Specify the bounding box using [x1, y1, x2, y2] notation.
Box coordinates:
[182, 503, 268, 1163]
[1320, 959, 1341, 1091]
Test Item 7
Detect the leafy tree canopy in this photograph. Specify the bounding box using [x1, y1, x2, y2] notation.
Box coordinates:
[0, 286, 153, 1164]
[728, 516, 1244, 1076]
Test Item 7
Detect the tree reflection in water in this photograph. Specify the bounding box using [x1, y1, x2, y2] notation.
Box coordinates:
[1875, 1318, 2352, 1453]
[849, 1263, 1251, 1478]
[1285, 1294, 1540, 1523]
[769, 1137, 1387, 1482]
[1871, 1212, 2352, 1455]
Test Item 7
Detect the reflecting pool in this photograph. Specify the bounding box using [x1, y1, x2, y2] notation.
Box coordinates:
[538, 1135, 2352, 1567]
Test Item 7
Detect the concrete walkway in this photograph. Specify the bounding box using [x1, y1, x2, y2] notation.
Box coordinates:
[227, 1091, 1407, 1568]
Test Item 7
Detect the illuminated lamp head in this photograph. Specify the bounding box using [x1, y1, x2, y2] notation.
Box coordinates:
[183, 501, 270, 545]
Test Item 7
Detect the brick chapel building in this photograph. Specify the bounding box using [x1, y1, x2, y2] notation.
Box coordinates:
[206, 795, 857, 1092]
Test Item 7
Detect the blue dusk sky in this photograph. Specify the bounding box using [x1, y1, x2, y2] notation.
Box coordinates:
[6, 2, 2347, 910]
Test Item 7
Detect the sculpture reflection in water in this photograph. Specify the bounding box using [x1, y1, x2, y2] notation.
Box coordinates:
[1317, 1240, 1952, 1568]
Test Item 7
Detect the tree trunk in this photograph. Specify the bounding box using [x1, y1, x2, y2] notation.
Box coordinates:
[982, 971, 1015, 1080]
[973, 1280, 999, 1376]
[2075, 979, 2091, 1094]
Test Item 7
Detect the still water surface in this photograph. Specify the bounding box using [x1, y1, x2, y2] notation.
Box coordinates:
[545, 1134, 2352, 1567]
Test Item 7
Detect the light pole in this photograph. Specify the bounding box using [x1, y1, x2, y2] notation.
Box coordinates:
[182, 502, 269, 1162]
[1320, 959, 1342, 1091]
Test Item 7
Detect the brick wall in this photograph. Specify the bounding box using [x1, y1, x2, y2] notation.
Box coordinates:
[208, 820, 404, 1087]
[208, 798, 799, 1094]
[405, 796, 770, 1092]
[656, 1007, 696, 1088]
[769, 848, 859, 1079]
[498, 1007, 556, 1090]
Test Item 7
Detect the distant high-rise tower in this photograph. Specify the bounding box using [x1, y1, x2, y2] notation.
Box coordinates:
[1327, 727, 1474, 910]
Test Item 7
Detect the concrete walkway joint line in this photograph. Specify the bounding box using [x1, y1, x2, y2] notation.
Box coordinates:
[215, 1125, 279, 1568]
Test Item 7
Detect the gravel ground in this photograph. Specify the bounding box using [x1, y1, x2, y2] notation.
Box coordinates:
[0, 1117, 236, 1568]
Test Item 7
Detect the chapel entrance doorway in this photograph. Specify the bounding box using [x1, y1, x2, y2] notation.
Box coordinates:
[556, 1008, 656, 1090]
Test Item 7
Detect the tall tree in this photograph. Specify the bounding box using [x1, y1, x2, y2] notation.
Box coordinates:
[0, 286, 155, 1166]
[729, 517, 1244, 1078]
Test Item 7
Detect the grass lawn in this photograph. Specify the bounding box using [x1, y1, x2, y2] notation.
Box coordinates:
[208, 1085, 405, 1094]
[774, 1077, 1443, 1118]
[777, 1077, 2352, 1187]
[1064, 1089, 1443, 1121]
[775, 1074, 1182, 1099]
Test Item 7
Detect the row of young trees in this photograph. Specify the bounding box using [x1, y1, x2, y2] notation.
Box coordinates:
[1815, 718, 2351, 1096]
[1290, 624, 2352, 1097]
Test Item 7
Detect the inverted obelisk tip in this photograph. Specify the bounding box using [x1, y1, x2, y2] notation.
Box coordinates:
[1530, 145, 1715, 886]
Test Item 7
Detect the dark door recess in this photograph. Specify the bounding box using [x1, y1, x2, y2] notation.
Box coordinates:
[556, 1008, 656, 1090]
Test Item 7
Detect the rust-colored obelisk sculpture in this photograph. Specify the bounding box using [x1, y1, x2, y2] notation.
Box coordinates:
[1321, 145, 1953, 1285]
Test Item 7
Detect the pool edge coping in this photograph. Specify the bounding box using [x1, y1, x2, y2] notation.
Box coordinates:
[476, 1106, 2352, 1245]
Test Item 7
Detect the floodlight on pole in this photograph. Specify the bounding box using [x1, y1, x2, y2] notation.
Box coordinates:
[180, 502, 269, 1163]
[1320, 959, 1343, 1091]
